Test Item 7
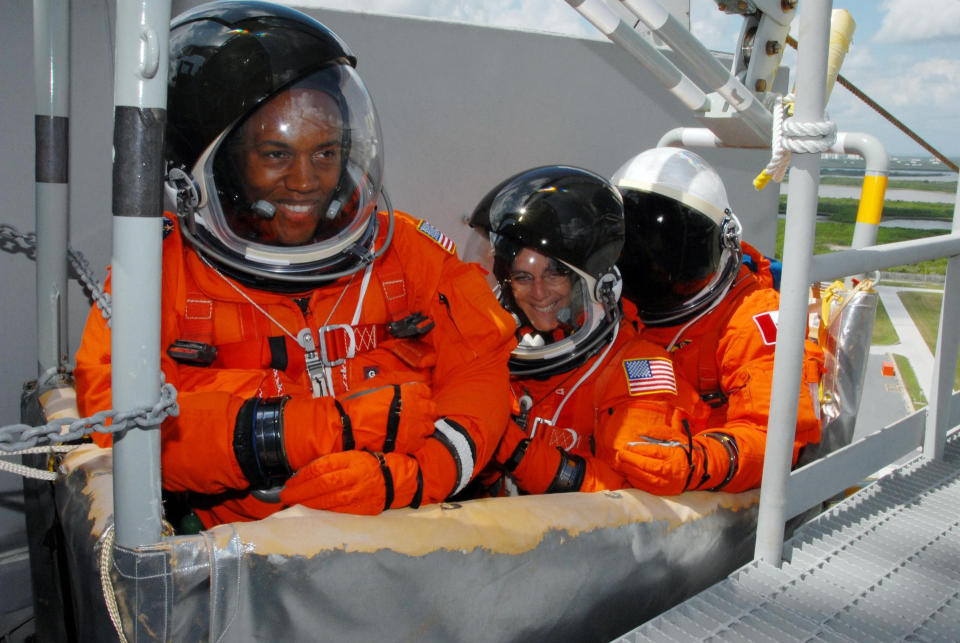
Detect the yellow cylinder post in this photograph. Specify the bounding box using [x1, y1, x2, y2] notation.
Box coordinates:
[856, 173, 888, 225]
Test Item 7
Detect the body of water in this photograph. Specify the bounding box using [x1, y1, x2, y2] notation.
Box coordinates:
[780, 182, 956, 204]
[877, 218, 953, 230]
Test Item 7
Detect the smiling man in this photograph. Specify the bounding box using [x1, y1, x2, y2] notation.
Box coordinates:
[229, 88, 344, 246]
[74, 1, 516, 528]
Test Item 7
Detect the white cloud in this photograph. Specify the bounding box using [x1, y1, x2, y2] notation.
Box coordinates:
[875, 0, 960, 43]
[689, 15, 738, 52]
[868, 57, 960, 109]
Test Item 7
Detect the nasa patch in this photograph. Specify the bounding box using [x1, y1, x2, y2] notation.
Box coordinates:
[162, 215, 174, 239]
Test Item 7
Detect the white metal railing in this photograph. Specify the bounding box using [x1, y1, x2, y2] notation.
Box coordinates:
[570, 0, 960, 566]
[756, 0, 960, 564]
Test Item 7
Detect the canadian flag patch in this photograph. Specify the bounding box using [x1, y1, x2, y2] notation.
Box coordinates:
[753, 311, 779, 345]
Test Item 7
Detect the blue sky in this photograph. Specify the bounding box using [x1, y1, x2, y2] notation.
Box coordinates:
[293, 0, 960, 158]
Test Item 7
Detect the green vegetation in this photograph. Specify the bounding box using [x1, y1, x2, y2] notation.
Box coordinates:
[772, 191, 958, 406]
[775, 197, 951, 275]
[814, 176, 957, 193]
[897, 290, 960, 390]
[778, 195, 954, 223]
[775, 218, 948, 275]
[893, 354, 927, 410]
[871, 298, 898, 346]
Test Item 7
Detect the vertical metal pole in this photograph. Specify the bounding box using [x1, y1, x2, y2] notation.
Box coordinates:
[34, 0, 70, 375]
[924, 179, 960, 460]
[111, 0, 170, 547]
[28, 5, 73, 639]
[754, 0, 832, 566]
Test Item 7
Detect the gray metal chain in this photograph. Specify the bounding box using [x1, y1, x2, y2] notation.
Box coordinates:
[0, 381, 179, 452]
[1, 222, 112, 321]
[0, 223, 170, 463]
[0, 223, 37, 259]
[68, 245, 112, 323]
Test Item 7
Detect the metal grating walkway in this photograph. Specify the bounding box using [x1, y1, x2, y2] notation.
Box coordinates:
[616, 431, 960, 642]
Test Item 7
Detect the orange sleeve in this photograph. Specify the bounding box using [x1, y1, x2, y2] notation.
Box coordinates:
[593, 336, 711, 480]
[73, 283, 116, 448]
[73, 235, 259, 495]
[707, 288, 824, 492]
[393, 216, 516, 498]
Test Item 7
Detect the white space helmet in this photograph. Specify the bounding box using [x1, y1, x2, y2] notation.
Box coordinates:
[612, 148, 743, 326]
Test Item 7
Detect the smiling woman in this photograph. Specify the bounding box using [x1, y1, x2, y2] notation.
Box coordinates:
[508, 248, 575, 333]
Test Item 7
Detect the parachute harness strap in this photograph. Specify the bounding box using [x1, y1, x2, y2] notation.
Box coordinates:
[754, 94, 837, 191]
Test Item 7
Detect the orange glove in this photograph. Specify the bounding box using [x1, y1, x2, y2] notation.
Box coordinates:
[280, 449, 423, 514]
[279, 424, 470, 513]
[615, 430, 738, 495]
[494, 422, 583, 494]
[283, 382, 437, 470]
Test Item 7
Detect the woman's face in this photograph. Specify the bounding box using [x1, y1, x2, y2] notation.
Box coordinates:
[509, 248, 573, 332]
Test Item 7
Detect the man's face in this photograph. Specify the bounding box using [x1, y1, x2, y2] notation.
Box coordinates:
[235, 88, 343, 245]
[509, 248, 573, 332]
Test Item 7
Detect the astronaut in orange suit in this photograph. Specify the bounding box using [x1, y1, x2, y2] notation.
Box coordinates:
[74, 2, 515, 527]
[610, 148, 824, 494]
[466, 166, 712, 496]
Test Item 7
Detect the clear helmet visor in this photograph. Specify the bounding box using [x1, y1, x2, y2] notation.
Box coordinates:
[499, 246, 610, 375]
[192, 65, 383, 274]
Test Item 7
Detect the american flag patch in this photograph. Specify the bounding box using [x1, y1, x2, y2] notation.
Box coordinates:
[753, 311, 779, 345]
[417, 220, 456, 254]
[623, 358, 677, 396]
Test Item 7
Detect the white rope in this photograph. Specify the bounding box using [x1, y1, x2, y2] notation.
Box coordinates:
[98, 524, 128, 643]
[754, 94, 838, 190]
[0, 445, 77, 481]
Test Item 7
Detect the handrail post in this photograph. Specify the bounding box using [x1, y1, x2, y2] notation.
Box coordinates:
[33, 0, 70, 376]
[110, 0, 171, 548]
[924, 179, 960, 461]
[754, 0, 833, 566]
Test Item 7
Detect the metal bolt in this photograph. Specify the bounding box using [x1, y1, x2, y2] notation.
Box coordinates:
[717, 3, 727, 10]
[755, 79, 767, 92]
[737, 1, 748, 10]
[766, 40, 782, 55]
[782, 0, 798, 10]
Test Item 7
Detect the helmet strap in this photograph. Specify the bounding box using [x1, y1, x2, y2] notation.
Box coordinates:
[721, 210, 743, 252]
[166, 167, 201, 234]
[594, 269, 622, 321]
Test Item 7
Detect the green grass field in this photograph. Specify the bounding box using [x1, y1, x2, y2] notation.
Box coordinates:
[773, 195, 958, 405]
[897, 290, 960, 391]
[893, 354, 927, 410]
[871, 298, 898, 345]
[776, 197, 951, 275]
